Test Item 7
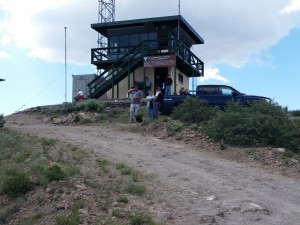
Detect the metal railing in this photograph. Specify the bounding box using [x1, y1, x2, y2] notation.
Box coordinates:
[88, 42, 145, 98]
[88, 38, 204, 98]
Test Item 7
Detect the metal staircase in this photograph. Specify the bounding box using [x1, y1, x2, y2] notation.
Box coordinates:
[88, 42, 144, 99]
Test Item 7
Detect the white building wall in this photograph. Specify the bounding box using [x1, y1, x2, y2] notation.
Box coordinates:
[107, 66, 189, 98]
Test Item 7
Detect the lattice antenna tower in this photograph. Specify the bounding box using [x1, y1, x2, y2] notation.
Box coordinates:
[98, 0, 115, 48]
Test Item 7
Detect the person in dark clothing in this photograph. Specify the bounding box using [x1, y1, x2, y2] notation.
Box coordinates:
[152, 86, 164, 119]
[155, 75, 164, 95]
[164, 74, 173, 95]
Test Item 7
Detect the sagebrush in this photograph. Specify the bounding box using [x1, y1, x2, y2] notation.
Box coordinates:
[172, 99, 300, 153]
[202, 102, 300, 152]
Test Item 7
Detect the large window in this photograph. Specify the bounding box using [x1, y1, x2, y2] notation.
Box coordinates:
[109, 32, 157, 47]
[130, 34, 139, 46]
[140, 33, 148, 42]
[119, 35, 129, 52]
[108, 32, 158, 55]
[109, 36, 118, 53]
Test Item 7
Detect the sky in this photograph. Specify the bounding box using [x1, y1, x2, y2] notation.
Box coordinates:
[0, 0, 300, 116]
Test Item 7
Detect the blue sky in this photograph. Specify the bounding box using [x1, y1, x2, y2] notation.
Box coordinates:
[1, 0, 300, 116]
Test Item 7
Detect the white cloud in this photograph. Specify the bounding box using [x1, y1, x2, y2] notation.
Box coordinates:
[0, 0, 95, 64]
[0, 0, 300, 71]
[281, 0, 300, 14]
[0, 51, 8, 58]
[0, 34, 12, 46]
[199, 67, 229, 83]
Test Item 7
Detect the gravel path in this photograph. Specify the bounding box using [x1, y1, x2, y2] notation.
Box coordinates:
[5, 114, 300, 225]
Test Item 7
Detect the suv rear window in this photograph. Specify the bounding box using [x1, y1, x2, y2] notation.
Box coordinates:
[197, 86, 219, 95]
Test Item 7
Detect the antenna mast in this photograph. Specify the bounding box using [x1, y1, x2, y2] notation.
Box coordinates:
[98, 0, 115, 48]
[97, 0, 115, 75]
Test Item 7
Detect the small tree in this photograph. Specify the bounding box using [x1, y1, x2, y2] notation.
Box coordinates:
[2, 169, 33, 196]
[0, 114, 5, 128]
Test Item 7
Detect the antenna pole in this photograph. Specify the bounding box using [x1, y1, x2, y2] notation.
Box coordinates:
[178, 0, 180, 41]
[64, 26, 67, 103]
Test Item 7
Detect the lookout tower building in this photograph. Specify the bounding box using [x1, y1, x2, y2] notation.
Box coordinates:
[88, 15, 204, 98]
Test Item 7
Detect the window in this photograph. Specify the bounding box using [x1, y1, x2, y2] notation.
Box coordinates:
[200, 87, 219, 95]
[130, 34, 139, 46]
[140, 33, 148, 42]
[119, 35, 129, 52]
[220, 87, 234, 96]
[119, 35, 129, 46]
[178, 74, 184, 83]
[148, 32, 157, 40]
[109, 36, 118, 53]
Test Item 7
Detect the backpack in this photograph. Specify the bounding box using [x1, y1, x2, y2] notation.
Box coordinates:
[149, 99, 154, 109]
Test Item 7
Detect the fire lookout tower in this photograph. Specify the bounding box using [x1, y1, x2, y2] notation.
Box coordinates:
[88, 13, 204, 99]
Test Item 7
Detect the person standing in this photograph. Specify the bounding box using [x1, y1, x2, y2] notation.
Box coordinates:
[146, 90, 154, 119]
[155, 75, 164, 95]
[145, 76, 152, 95]
[164, 74, 173, 95]
[76, 89, 84, 102]
[152, 86, 164, 119]
[128, 85, 143, 123]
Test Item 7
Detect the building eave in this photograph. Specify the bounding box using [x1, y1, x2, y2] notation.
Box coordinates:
[91, 15, 204, 44]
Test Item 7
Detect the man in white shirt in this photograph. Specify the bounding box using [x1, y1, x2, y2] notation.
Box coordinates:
[128, 85, 143, 122]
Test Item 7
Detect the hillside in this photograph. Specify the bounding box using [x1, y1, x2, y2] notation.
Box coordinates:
[1, 107, 300, 225]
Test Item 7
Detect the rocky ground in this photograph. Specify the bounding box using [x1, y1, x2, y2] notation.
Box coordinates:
[3, 109, 300, 225]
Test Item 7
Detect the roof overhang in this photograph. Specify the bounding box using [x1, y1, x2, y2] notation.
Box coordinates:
[91, 15, 204, 44]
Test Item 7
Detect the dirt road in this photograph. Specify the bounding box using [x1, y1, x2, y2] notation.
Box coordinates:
[6, 114, 300, 225]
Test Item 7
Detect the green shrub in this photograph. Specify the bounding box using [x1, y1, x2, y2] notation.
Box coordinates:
[130, 214, 156, 225]
[168, 121, 183, 134]
[127, 183, 146, 195]
[0, 114, 5, 128]
[1, 169, 33, 196]
[60, 100, 104, 114]
[83, 99, 104, 113]
[45, 164, 65, 181]
[116, 162, 126, 170]
[41, 138, 56, 147]
[131, 172, 139, 182]
[55, 213, 81, 225]
[79, 118, 92, 125]
[96, 159, 109, 167]
[116, 162, 133, 175]
[290, 110, 300, 117]
[65, 165, 80, 176]
[117, 195, 129, 203]
[172, 97, 219, 124]
[60, 103, 78, 113]
[283, 150, 294, 158]
[202, 101, 300, 152]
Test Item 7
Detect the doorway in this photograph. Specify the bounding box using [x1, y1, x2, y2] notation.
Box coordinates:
[154, 67, 168, 94]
